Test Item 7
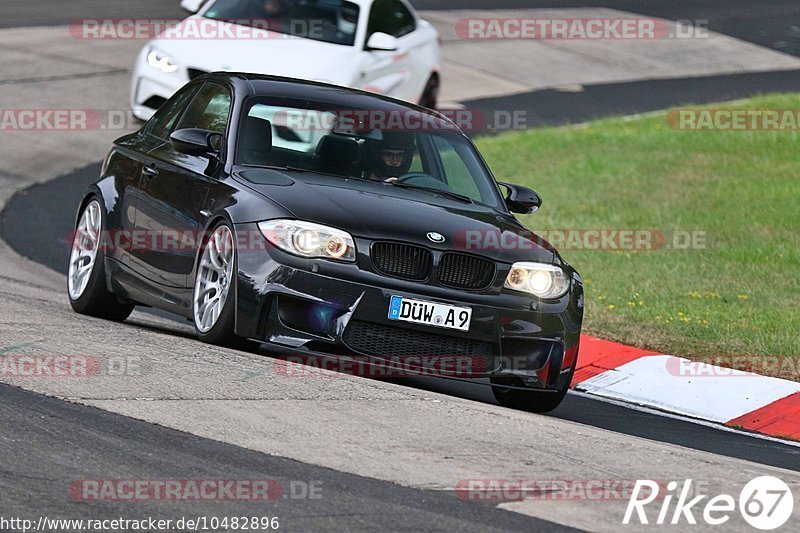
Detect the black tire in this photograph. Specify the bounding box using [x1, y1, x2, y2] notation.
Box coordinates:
[192, 221, 255, 350]
[419, 74, 440, 110]
[491, 365, 574, 413]
[68, 198, 135, 322]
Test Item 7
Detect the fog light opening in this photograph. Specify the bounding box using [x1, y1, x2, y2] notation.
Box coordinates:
[277, 296, 345, 337]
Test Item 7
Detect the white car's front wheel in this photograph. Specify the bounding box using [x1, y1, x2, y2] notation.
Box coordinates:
[419, 74, 440, 110]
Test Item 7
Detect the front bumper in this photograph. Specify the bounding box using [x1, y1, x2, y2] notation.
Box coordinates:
[234, 224, 584, 390]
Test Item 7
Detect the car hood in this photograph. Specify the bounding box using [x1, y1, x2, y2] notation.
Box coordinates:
[150, 17, 359, 83]
[236, 169, 557, 264]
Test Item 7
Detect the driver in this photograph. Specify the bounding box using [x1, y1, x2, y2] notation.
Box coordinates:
[365, 131, 415, 182]
[262, 0, 285, 17]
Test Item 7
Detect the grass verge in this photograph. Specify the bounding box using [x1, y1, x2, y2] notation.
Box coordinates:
[476, 94, 800, 373]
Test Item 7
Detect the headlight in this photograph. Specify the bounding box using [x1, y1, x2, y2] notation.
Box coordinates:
[147, 49, 178, 74]
[504, 262, 570, 299]
[258, 220, 356, 262]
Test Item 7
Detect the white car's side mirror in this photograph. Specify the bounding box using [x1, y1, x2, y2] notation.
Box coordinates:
[180, 0, 205, 14]
[366, 32, 399, 52]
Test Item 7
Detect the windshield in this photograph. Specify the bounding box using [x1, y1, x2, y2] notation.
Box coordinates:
[237, 98, 503, 208]
[203, 0, 360, 46]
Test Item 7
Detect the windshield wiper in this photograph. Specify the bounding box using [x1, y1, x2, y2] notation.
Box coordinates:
[284, 166, 378, 183]
[387, 182, 474, 204]
[256, 164, 358, 180]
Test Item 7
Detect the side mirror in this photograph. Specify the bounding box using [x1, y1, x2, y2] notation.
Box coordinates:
[180, 0, 206, 14]
[366, 32, 399, 52]
[498, 182, 542, 214]
[170, 128, 221, 157]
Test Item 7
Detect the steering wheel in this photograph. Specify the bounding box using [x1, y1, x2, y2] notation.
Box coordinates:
[395, 172, 434, 184]
[393, 173, 457, 194]
[392, 172, 458, 195]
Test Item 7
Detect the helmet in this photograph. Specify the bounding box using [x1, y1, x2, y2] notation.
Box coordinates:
[367, 130, 415, 179]
[337, 3, 359, 35]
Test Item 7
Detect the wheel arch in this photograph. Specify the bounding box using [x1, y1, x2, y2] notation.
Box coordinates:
[190, 213, 248, 342]
[75, 177, 119, 230]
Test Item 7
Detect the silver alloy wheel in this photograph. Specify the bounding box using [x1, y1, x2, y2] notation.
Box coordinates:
[193, 225, 235, 333]
[68, 200, 102, 300]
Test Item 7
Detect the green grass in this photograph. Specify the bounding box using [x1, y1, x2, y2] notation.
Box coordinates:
[475, 94, 800, 361]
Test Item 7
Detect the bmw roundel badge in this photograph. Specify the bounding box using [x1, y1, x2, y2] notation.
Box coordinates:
[427, 232, 445, 243]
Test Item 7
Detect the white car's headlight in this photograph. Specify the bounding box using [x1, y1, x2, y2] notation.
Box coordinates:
[258, 220, 356, 262]
[147, 48, 178, 74]
[504, 262, 570, 299]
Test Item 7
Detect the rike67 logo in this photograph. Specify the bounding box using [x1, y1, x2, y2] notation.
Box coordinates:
[624, 477, 795, 530]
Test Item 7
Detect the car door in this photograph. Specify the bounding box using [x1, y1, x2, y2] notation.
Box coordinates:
[129, 81, 232, 288]
[359, 0, 422, 101]
[108, 133, 164, 269]
[116, 82, 201, 270]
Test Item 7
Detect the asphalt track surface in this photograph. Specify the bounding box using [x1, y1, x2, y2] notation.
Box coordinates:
[2, 164, 800, 473]
[0, 382, 574, 531]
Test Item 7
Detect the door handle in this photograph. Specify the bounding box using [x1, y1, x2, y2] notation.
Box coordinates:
[142, 164, 159, 178]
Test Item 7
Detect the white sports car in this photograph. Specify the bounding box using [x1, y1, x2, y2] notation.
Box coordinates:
[130, 0, 442, 120]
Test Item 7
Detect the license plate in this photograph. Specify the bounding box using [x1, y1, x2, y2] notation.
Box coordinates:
[387, 296, 472, 331]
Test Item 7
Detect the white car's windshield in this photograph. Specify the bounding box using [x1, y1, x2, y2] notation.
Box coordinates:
[203, 0, 361, 46]
[238, 98, 503, 208]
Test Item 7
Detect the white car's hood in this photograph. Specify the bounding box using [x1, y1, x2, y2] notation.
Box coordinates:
[150, 17, 359, 84]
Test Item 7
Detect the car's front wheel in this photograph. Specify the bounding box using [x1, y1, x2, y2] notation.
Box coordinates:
[490, 366, 574, 413]
[192, 221, 249, 347]
[68, 198, 135, 321]
[419, 74, 440, 110]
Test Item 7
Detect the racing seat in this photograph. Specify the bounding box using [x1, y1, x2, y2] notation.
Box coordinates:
[315, 135, 361, 177]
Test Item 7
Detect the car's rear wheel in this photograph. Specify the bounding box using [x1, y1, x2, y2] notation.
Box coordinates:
[419, 74, 440, 110]
[68, 198, 135, 321]
[491, 365, 574, 413]
[192, 222, 249, 347]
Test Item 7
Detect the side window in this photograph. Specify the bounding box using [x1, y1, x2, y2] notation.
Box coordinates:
[367, 0, 416, 39]
[149, 84, 201, 140]
[408, 153, 424, 173]
[176, 82, 232, 135]
[431, 136, 481, 199]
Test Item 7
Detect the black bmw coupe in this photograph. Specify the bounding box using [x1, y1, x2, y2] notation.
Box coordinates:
[68, 73, 583, 412]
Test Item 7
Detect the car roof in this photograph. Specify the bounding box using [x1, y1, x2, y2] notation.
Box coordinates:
[208, 72, 446, 117]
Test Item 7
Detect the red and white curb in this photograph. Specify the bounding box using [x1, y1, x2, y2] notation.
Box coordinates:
[572, 335, 800, 441]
